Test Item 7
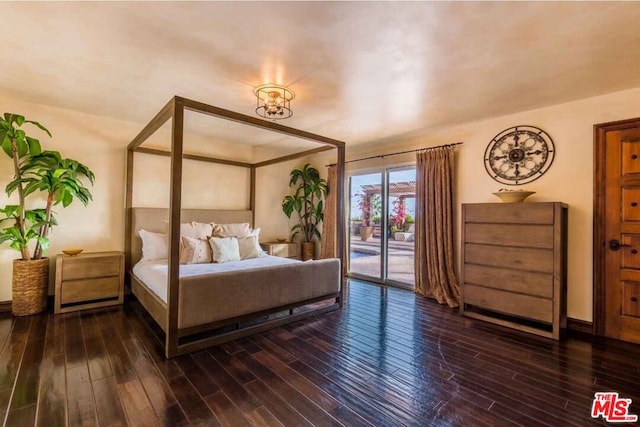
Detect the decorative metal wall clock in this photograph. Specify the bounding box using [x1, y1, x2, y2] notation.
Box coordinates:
[484, 125, 555, 185]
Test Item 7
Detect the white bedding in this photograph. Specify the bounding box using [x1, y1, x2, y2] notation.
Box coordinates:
[132, 255, 301, 303]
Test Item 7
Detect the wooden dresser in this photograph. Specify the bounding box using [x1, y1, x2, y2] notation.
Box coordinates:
[460, 202, 568, 339]
[54, 251, 125, 314]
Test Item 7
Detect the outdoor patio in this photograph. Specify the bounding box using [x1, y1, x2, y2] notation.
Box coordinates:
[349, 237, 415, 286]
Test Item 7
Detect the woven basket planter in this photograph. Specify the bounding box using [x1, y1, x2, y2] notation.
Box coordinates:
[12, 258, 49, 316]
[301, 242, 315, 261]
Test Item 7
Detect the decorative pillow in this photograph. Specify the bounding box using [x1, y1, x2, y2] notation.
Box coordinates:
[164, 221, 214, 239]
[138, 230, 168, 261]
[209, 237, 241, 263]
[250, 227, 265, 254]
[212, 223, 252, 238]
[237, 236, 261, 260]
[179, 236, 212, 264]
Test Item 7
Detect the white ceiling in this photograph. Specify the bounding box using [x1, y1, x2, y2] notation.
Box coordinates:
[2, 2, 640, 149]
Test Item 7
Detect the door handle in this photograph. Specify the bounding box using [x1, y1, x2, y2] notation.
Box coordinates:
[609, 239, 632, 251]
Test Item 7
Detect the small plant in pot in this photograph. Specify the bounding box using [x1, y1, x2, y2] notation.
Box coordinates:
[0, 113, 95, 316]
[282, 163, 327, 261]
[355, 192, 381, 241]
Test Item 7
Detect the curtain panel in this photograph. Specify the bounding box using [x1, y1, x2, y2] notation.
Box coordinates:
[321, 165, 337, 260]
[414, 146, 460, 307]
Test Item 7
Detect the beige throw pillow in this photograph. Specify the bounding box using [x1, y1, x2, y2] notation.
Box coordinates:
[209, 237, 241, 263]
[237, 236, 261, 260]
[212, 223, 252, 238]
[164, 221, 214, 239]
[179, 236, 212, 264]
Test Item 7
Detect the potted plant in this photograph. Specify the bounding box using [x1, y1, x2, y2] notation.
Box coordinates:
[282, 163, 327, 260]
[0, 113, 95, 316]
[355, 192, 381, 241]
[391, 198, 407, 240]
[404, 214, 414, 231]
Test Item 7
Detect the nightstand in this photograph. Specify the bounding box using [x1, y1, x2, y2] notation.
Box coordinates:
[260, 242, 298, 259]
[54, 251, 124, 314]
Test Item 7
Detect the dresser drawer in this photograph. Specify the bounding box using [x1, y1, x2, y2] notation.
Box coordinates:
[465, 243, 554, 273]
[465, 203, 555, 224]
[61, 276, 121, 304]
[464, 264, 553, 298]
[465, 223, 554, 249]
[463, 284, 553, 323]
[62, 256, 120, 280]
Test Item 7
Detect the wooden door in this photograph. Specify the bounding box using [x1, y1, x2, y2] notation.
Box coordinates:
[596, 119, 640, 343]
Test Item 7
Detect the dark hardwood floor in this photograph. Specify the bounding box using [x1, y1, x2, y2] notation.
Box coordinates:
[0, 279, 638, 426]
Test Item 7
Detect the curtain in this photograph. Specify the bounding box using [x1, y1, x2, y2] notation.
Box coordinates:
[321, 165, 337, 260]
[414, 146, 460, 307]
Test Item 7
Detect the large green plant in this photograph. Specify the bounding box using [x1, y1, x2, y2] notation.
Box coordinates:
[282, 163, 328, 243]
[0, 113, 95, 260]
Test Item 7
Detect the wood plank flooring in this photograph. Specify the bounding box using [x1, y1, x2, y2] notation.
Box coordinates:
[0, 279, 639, 426]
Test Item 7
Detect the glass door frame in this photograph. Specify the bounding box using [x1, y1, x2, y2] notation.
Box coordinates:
[347, 164, 415, 290]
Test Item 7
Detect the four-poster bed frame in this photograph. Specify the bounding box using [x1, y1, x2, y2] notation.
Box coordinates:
[125, 96, 345, 358]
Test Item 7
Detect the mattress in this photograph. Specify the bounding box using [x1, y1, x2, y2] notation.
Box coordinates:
[132, 255, 300, 303]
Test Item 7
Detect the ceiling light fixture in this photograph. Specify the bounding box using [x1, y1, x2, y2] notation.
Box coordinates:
[253, 84, 294, 120]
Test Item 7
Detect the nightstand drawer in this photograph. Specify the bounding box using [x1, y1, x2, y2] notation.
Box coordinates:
[62, 256, 120, 280]
[271, 244, 297, 258]
[61, 276, 120, 304]
[261, 243, 298, 258]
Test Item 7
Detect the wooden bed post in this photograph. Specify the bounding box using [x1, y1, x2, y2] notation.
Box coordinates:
[124, 149, 134, 275]
[166, 98, 184, 358]
[250, 166, 256, 226]
[125, 97, 174, 280]
[336, 145, 346, 306]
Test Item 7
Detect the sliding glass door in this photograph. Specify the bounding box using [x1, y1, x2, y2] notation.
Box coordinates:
[348, 167, 416, 289]
[349, 173, 382, 279]
[387, 168, 416, 285]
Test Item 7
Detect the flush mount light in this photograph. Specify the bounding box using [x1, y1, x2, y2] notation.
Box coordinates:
[253, 84, 294, 120]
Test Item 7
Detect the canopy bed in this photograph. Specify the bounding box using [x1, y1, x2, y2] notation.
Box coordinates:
[125, 96, 345, 358]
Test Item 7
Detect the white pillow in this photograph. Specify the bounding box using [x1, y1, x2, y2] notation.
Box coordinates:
[213, 223, 252, 238]
[209, 237, 241, 263]
[138, 230, 167, 261]
[179, 236, 212, 264]
[237, 236, 261, 260]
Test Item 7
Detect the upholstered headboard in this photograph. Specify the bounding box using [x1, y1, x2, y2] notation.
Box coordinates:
[128, 208, 253, 268]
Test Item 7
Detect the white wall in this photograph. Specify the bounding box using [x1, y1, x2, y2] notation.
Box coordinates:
[346, 86, 640, 322]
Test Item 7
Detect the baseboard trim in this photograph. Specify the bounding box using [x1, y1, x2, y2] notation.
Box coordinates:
[567, 317, 593, 335]
[0, 301, 11, 313]
[0, 296, 56, 314]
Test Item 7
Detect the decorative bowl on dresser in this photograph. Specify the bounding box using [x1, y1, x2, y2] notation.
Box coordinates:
[54, 251, 124, 314]
[492, 190, 536, 203]
[460, 202, 568, 339]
